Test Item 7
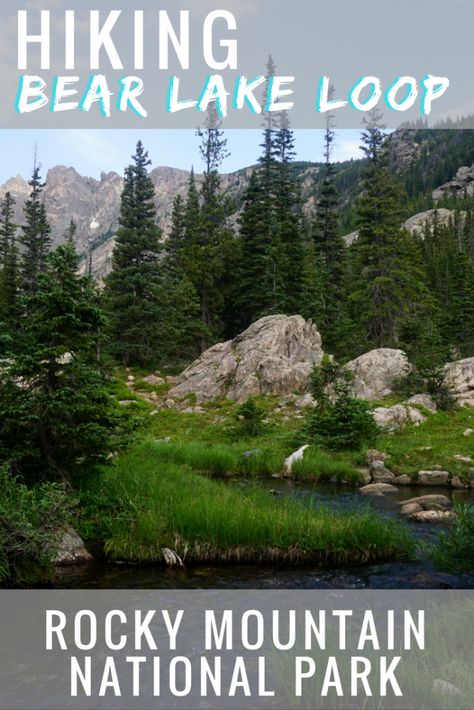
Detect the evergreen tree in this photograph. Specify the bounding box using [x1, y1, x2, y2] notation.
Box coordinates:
[312, 101, 348, 350]
[166, 194, 186, 275]
[19, 164, 51, 299]
[104, 141, 164, 366]
[0, 192, 19, 333]
[274, 114, 305, 313]
[350, 110, 434, 350]
[0, 242, 128, 483]
[193, 107, 232, 349]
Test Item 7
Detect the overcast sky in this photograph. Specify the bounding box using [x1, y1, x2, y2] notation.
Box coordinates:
[0, 129, 363, 183]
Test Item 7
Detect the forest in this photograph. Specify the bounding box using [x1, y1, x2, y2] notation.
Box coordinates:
[1, 96, 474, 587]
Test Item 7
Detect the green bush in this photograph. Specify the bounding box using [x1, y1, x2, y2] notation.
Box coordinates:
[303, 361, 379, 451]
[0, 465, 73, 586]
[236, 397, 266, 437]
[433, 504, 474, 572]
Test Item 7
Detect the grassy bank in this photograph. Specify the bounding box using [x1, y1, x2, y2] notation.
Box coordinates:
[79, 442, 415, 566]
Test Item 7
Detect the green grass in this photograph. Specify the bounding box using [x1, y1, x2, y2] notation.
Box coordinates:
[375, 408, 474, 480]
[292, 447, 362, 483]
[83, 442, 415, 566]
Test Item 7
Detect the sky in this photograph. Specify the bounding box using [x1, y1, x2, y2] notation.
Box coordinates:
[0, 129, 363, 183]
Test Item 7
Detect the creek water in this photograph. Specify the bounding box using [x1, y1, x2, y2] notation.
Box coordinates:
[53, 479, 474, 590]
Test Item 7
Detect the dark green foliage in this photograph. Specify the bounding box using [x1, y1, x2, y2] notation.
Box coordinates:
[19, 165, 51, 299]
[303, 359, 379, 451]
[433, 504, 474, 572]
[104, 141, 164, 366]
[236, 397, 266, 437]
[0, 465, 73, 586]
[350, 111, 435, 352]
[0, 192, 19, 349]
[0, 242, 131, 483]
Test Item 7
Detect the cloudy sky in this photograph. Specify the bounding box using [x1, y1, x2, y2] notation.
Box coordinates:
[0, 129, 362, 182]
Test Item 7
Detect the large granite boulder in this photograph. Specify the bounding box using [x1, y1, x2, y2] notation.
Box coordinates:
[444, 357, 474, 407]
[169, 315, 324, 404]
[345, 349, 410, 401]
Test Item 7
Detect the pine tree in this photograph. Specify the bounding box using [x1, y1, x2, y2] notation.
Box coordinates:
[166, 194, 186, 275]
[19, 163, 51, 299]
[312, 101, 348, 350]
[192, 107, 232, 349]
[350, 110, 434, 350]
[0, 242, 127, 483]
[0, 192, 19, 332]
[104, 141, 164, 366]
[274, 114, 304, 313]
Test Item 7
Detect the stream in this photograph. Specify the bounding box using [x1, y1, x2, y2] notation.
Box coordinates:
[54, 481, 474, 590]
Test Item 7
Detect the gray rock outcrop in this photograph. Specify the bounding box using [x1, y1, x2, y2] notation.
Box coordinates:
[54, 525, 93, 566]
[433, 163, 474, 201]
[169, 315, 324, 404]
[345, 348, 410, 401]
[444, 357, 474, 407]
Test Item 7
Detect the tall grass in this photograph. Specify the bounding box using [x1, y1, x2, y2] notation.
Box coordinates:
[291, 447, 361, 483]
[99, 442, 415, 565]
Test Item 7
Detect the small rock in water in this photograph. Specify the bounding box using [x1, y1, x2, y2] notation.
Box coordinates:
[400, 502, 423, 516]
[410, 510, 456, 523]
[397, 494, 451, 510]
[54, 526, 93, 566]
[360, 483, 399, 496]
[451, 476, 469, 490]
[370, 461, 395, 483]
[393, 474, 412, 486]
[269, 489, 280, 496]
[417, 470, 450, 486]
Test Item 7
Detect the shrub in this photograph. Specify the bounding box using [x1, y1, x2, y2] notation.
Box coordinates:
[0, 465, 73, 586]
[236, 397, 266, 437]
[303, 361, 379, 451]
[432, 504, 474, 572]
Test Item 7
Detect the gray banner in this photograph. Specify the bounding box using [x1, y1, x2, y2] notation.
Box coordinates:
[1, 0, 473, 129]
[0, 590, 473, 709]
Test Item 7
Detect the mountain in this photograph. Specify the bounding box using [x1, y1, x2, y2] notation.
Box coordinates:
[2, 128, 474, 279]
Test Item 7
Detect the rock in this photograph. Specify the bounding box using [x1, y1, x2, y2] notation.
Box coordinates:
[54, 526, 93, 566]
[464, 428, 474, 437]
[357, 469, 372, 486]
[398, 494, 451, 510]
[118, 400, 135, 407]
[406, 393, 437, 413]
[127, 375, 135, 382]
[373, 404, 427, 430]
[284, 445, 310, 475]
[432, 679, 463, 698]
[444, 358, 474, 407]
[165, 375, 179, 385]
[400, 503, 423, 516]
[417, 470, 450, 486]
[169, 315, 324, 404]
[410, 510, 456, 523]
[156, 437, 171, 444]
[454, 455, 472, 463]
[142, 374, 165, 386]
[360, 483, 399, 496]
[451, 476, 469, 490]
[183, 406, 205, 414]
[164, 398, 176, 409]
[162, 548, 184, 568]
[242, 449, 262, 458]
[369, 461, 395, 483]
[366, 449, 391, 464]
[433, 162, 474, 200]
[393, 474, 412, 486]
[404, 208, 461, 234]
[294, 393, 316, 409]
[345, 349, 410, 401]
